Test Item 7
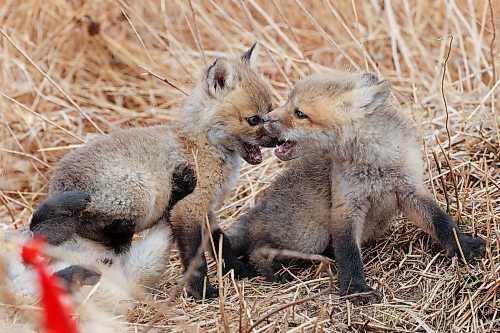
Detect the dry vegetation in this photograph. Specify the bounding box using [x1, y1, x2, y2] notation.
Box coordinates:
[0, 0, 498, 332]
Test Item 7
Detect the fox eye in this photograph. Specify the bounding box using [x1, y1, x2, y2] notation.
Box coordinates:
[294, 108, 308, 120]
[246, 115, 262, 126]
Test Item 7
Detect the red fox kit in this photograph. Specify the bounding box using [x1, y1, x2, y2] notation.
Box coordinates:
[29, 44, 276, 299]
[231, 72, 486, 301]
[2, 171, 195, 331]
[1, 220, 173, 333]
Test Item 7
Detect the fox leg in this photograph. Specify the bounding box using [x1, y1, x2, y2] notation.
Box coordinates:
[171, 221, 217, 299]
[209, 212, 256, 279]
[30, 191, 90, 245]
[333, 229, 372, 295]
[331, 198, 381, 303]
[399, 192, 486, 261]
[248, 245, 292, 283]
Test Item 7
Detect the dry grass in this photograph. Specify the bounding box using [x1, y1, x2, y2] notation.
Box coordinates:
[0, 0, 498, 332]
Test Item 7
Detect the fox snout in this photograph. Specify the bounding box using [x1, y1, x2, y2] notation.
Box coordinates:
[262, 110, 285, 139]
[260, 107, 282, 123]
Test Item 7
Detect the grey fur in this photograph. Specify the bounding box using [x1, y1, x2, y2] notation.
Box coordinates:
[229, 71, 486, 303]
[31, 44, 277, 299]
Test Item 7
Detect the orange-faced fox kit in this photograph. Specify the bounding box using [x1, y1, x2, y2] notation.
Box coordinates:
[30, 44, 276, 299]
[230, 71, 486, 300]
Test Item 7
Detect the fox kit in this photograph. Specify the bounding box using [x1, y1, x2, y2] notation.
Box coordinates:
[235, 72, 486, 300]
[0, 224, 170, 333]
[227, 155, 333, 282]
[30, 44, 277, 299]
[1, 168, 196, 332]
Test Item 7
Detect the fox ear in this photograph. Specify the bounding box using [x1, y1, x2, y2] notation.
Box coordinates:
[360, 72, 380, 86]
[206, 59, 236, 98]
[357, 80, 391, 110]
[241, 42, 259, 69]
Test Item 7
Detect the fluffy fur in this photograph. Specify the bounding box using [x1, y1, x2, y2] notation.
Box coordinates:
[0, 221, 172, 332]
[230, 71, 486, 303]
[30, 44, 277, 299]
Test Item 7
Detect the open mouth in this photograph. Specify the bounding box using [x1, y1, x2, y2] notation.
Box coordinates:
[274, 140, 297, 160]
[243, 143, 263, 165]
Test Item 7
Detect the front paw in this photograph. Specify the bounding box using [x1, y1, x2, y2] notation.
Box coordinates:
[263, 268, 294, 284]
[455, 235, 486, 261]
[340, 281, 381, 305]
[174, 165, 197, 195]
[225, 261, 257, 279]
[55, 265, 101, 291]
[187, 279, 218, 300]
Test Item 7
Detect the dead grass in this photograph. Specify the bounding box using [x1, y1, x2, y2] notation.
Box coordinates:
[0, 0, 498, 332]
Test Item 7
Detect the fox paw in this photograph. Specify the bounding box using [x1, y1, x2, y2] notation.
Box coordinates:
[263, 269, 294, 284]
[188, 280, 218, 300]
[455, 235, 486, 262]
[340, 282, 381, 305]
[55, 265, 101, 291]
[228, 262, 257, 279]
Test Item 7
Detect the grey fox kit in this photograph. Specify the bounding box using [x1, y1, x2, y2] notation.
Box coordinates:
[1, 169, 196, 332]
[229, 71, 486, 302]
[29, 44, 277, 299]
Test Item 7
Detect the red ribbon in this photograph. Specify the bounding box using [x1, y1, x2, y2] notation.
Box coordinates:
[21, 236, 79, 333]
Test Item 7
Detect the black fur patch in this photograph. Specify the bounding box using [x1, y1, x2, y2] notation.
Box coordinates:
[163, 165, 197, 220]
[211, 229, 257, 279]
[333, 230, 372, 296]
[56, 265, 101, 291]
[420, 196, 486, 261]
[172, 223, 217, 300]
[30, 191, 90, 245]
[102, 219, 136, 254]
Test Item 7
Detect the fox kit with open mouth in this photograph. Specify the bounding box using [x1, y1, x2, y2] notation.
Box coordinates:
[231, 72, 485, 302]
[30, 44, 277, 299]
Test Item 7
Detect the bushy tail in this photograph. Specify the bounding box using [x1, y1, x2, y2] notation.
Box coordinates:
[120, 220, 172, 287]
[57, 222, 172, 317]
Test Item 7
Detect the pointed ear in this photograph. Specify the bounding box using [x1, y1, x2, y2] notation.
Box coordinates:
[206, 59, 236, 98]
[356, 80, 391, 110]
[360, 72, 380, 86]
[241, 42, 260, 69]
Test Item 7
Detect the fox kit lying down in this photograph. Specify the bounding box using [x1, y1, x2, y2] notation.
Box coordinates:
[1, 167, 195, 332]
[230, 72, 486, 301]
[30, 44, 276, 299]
[1, 221, 170, 333]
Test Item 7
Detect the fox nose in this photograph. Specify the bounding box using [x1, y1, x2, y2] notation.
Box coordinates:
[262, 109, 280, 123]
[261, 113, 276, 123]
[261, 115, 278, 124]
